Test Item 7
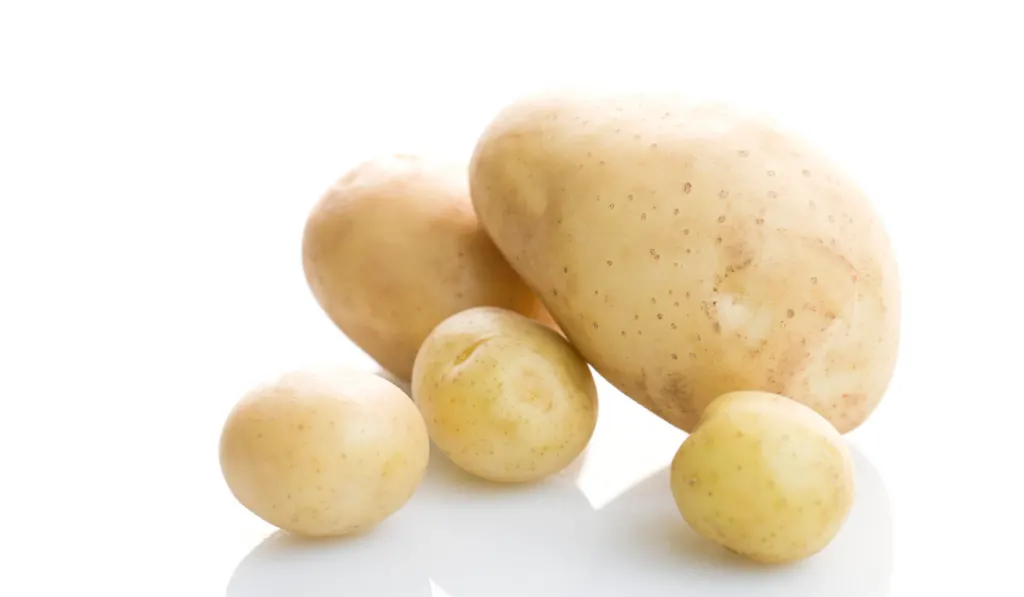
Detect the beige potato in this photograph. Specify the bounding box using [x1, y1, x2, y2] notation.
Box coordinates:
[670, 391, 855, 564]
[219, 366, 429, 537]
[411, 306, 598, 483]
[470, 90, 901, 433]
[302, 154, 554, 382]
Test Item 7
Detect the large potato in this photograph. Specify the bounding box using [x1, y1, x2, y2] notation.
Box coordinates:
[469, 90, 900, 433]
[670, 391, 855, 564]
[219, 366, 429, 537]
[302, 154, 552, 381]
[411, 306, 598, 483]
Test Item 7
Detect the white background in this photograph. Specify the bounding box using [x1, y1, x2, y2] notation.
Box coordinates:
[1, 1, 1022, 595]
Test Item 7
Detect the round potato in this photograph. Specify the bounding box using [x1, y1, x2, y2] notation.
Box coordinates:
[219, 367, 429, 537]
[302, 154, 553, 381]
[670, 391, 855, 564]
[470, 90, 900, 433]
[411, 306, 597, 483]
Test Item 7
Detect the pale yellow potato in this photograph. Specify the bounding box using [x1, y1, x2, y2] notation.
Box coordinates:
[219, 367, 429, 537]
[302, 154, 554, 382]
[411, 306, 598, 483]
[670, 391, 855, 564]
[469, 90, 901, 433]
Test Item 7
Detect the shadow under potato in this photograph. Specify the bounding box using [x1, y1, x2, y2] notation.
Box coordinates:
[226, 446, 890, 597]
[373, 367, 412, 398]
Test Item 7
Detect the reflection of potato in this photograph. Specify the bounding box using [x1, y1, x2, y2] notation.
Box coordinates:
[470, 90, 900, 433]
[421, 451, 600, 596]
[590, 443, 888, 594]
[219, 367, 429, 537]
[226, 516, 433, 597]
[226, 432, 890, 596]
[670, 391, 855, 564]
[412, 307, 598, 482]
[302, 154, 552, 381]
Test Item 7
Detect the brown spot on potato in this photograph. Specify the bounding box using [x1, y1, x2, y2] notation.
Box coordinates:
[684, 182, 692, 194]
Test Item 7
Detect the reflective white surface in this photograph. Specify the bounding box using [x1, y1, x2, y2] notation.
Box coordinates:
[226, 378, 891, 597]
[4, 3, 1020, 595]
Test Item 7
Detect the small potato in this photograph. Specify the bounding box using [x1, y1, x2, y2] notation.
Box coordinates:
[670, 391, 855, 564]
[412, 306, 598, 483]
[302, 154, 553, 382]
[219, 367, 429, 537]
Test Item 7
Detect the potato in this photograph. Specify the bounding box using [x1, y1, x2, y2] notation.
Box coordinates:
[670, 391, 855, 564]
[302, 154, 553, 382]
[219, 366, 429, 537]
[411, 306, 598, 483]
[469, 90, 901, 433]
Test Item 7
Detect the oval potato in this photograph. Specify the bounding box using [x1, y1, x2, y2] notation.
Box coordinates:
[411, 306, 598, 483]
[469, 90, 900, 433]
[303, 154, 553, 381]
[670, 391, 856, 564]
[219, 367, 429, 537]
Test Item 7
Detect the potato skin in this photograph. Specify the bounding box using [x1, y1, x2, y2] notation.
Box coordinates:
[411, 306, 597, 483]
[469, 90, 900, 433]
[302, 154, 552, 381]
[219, 367, 429, 537]
[670, 391, 855, 564]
